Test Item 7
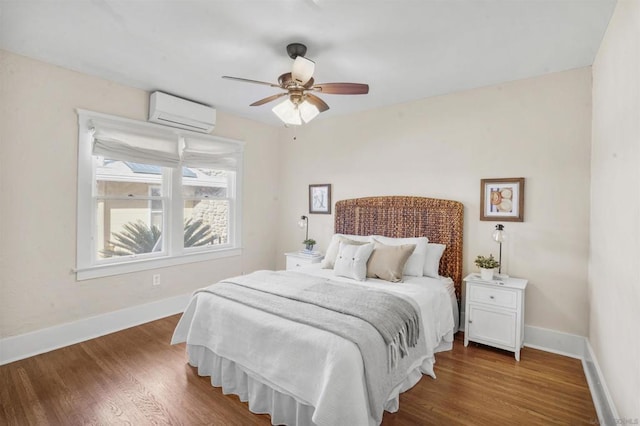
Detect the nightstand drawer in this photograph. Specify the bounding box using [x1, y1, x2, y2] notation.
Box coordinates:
[468, 285, 517, 309]
[286, 257, 311, 270]
[285, 252, 323, 270]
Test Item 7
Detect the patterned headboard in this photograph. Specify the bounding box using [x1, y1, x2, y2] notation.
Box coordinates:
[335, 196, 464, 299]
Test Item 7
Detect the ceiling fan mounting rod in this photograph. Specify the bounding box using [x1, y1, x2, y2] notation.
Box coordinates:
[286, 43, 307, 59]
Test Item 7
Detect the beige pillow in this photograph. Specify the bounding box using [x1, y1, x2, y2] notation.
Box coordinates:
[366, 241, 416, 283]
[372, 235, 428, 276]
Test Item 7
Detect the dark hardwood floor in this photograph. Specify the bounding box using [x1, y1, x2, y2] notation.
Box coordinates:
[0, 315, 597, 425]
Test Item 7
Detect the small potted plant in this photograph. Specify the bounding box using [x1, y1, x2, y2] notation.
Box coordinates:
[475, 254, 500, 281]
[303, 238, 317, 252]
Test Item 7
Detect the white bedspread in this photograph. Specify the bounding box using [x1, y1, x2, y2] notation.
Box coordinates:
[171, 266, 456, 426]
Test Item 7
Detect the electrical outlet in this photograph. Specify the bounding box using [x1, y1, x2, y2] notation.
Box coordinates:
[152, 274, 161, 286]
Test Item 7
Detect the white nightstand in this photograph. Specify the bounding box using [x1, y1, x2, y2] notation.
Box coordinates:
[463, 273, 528, 361]
[285, 252, 323, 270]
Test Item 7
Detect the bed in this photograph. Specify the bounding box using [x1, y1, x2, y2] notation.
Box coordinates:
[172, 196, 464, 425]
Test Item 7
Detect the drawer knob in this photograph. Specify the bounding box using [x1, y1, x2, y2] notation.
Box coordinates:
[468, 320, 473, 323]
[489, 295, 495, 299]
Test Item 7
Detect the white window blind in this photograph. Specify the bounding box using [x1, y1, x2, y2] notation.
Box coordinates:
[91, 120, 181, 167]
[182, 136, 243, 170]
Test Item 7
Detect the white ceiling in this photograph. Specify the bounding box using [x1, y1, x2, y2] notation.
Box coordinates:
[0, 0, 616, 127]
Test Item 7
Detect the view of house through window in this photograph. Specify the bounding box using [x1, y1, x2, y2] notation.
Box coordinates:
[94, 158, 232, 260]
[183, 168, 230, 249]
[95, 158, 166, 258]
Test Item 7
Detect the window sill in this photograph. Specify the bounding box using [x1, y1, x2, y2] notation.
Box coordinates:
[76, 248, 242, 281]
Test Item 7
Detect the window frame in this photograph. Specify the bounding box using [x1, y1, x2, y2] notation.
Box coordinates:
[76, 109, 243, 280]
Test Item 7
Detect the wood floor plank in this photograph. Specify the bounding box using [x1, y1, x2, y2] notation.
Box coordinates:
[0, 315, 597, 425]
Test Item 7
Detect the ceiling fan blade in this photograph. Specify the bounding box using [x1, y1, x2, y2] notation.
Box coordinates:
[305, 94, 330, 112]
[222, 75, 280, 88]
[250, 92, 288, 106]
[313, 83, 369, 95]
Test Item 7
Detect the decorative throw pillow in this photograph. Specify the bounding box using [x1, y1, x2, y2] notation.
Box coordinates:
[423, 243, 446, 278]
[333, 242, 375, 281]
[366, 241, 416, 282]
[321, 234, 371, 269]
[371, 235, 428, 276]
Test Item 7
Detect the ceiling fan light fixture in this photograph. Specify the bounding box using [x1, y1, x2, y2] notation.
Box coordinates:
[272, 99, 302, 126]
[292, 56, 315, 85]
[224, 43, 368, 124]
[299, 100, 320, 123]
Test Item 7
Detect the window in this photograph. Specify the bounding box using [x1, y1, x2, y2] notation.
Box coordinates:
[76, 110, 243, 279]
[96, 159, 167, 260]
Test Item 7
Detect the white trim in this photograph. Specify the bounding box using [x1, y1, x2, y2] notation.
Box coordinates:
[76, 248, 242, 280]
[0, 293, 191, 366]
[523, 325, 586, 359]
[583, 340, 619, 425]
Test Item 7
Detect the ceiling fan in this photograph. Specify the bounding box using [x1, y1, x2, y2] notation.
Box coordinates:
[222, 43, 369, 125]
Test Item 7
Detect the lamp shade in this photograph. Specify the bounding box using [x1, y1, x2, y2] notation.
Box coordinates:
[298, 217, 307, 228]
[292, 56, 315, 85]
[272, 99, 302, 126]
[299, 100, 320, 123]
[492, 224, 506, 243]
[298, 215, 309, 241]
[272, 98, 320, 126]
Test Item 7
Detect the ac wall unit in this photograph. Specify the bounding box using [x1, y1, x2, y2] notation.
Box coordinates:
[148, 91, 216, 133]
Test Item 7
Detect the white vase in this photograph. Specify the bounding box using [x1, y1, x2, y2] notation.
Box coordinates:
[480, 268, 495, 281]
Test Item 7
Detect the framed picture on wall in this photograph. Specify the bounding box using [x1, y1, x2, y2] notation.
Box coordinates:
[309, 184, 332, 214]
[480, 177, 525, 222]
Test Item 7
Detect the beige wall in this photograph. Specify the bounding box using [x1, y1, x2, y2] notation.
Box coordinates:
[0, 50, 281, 337]
[276, 68, 593, 336]
[591, 0, 640, 419]
[0, 49, 595, 342]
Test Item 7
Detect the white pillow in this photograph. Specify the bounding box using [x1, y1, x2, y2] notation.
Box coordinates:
[334, 242, 375, 281]
[321, 234, 372, 269]
[423, 243, 446, 278]
[371, 236, 428, 277]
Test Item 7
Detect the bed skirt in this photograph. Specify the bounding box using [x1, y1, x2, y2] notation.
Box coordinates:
[187, 344, 427, 426]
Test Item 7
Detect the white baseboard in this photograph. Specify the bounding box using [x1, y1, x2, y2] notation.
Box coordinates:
[523, 325, 586, 359]
[583, 340, 619, 425]
[0, 293, 191, 366]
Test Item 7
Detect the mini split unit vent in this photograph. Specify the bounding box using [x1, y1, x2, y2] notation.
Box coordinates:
[148, 92, 216, 133]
